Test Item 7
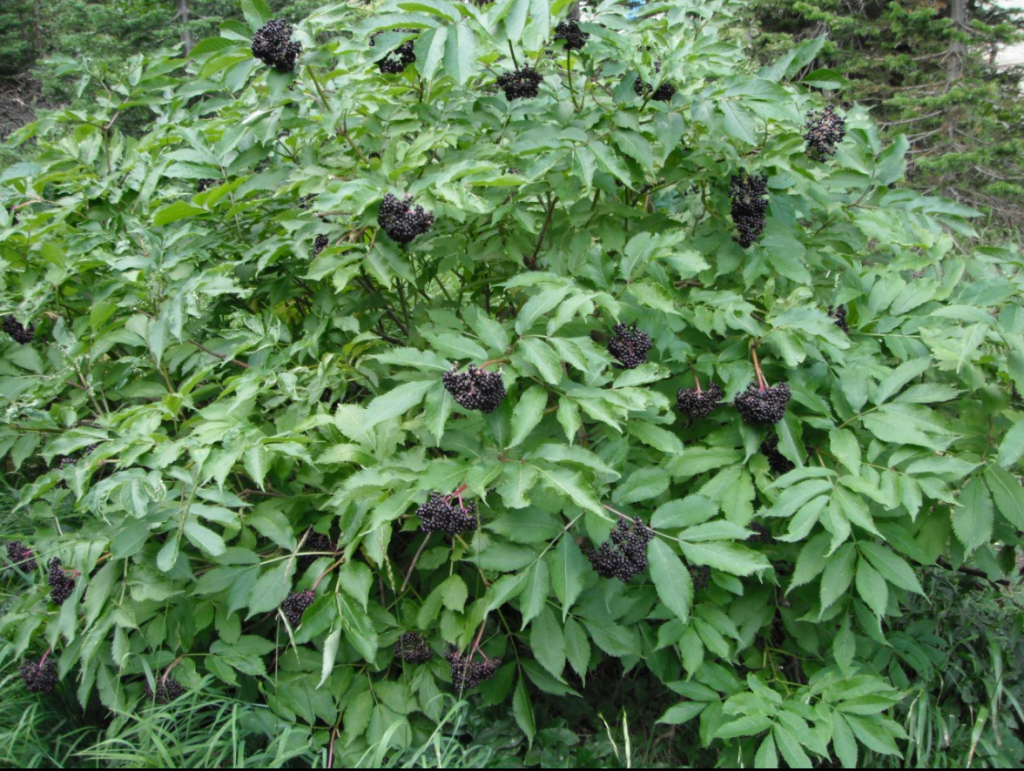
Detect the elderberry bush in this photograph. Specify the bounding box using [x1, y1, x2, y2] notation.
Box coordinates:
[281, 590, 315, 627]
[251, 20, 302, 72]
[607, 323, 652, 369]
[735, 381, 791, 425]
[416, 493, 478, 535]
[677, 381, 723, 419]
[2, 315, 34, 344]
[378, 193, 434, 244]
[20, 657, 58, 695]
[587, 516, 654, 582]
[554, 21, 589, 51]
[497, 67, 543, 100]
[393, 632, 433, 664]
[47, 558, 75, 606]
[729, 171, 769, 248]
[442, 365, 506, 413]
[445, 645, 501, 692]
[804, 105, 847, 162]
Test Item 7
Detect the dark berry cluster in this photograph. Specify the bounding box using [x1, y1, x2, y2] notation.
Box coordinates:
[729, 171, 769, 248]
[607, 323, 652, 370]
[144, 677, 186, 704]
[587, 516, 654, 582]
[736, 382, 791, 425]
[416, 493, 479, 535]
[313, 234, 329, 257]
[442, 365, 506, 413]
[497, 67, 543, 100]
[378, 193, 434, 244]
[689, 564, 711, 593]
[829, 304, 850, 334]
[3, 315, 34, 344]
[394, 632, 433, 664]
[371, 30, 417, 74]
[196, 178, 217, 194]
[48, 558, 75, 605]
[677, 381, 723, 420]
[747, 521, 773, 545]
[281, 590, 315, 627]
[251, 19, 302, 72]
[299, 194, 316, 210]
[633, 64, 676, 102]
[6, 541, 37, 572]
[554, 21, 589, 51]
[804, 105, 846, 162]
[20, 657, 58, 695]
[445, 646, 501, 692]
[299, 529, 337, 571]
[760, 434, 795, 475]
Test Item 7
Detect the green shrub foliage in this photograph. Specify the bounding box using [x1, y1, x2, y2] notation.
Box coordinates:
[2, 0, 1024, 764]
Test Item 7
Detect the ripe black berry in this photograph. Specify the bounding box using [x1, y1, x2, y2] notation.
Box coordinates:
[378, 193, 434, 244]
[3, 315, 34, 344]
[554, 21, 589, 51]
[607, 323, 652, 370]
[20, 656, 58, 695]
[587, 516, 654, 583]
[442, 365, 506, 413]
[445, 645, 501, 692]
[829, 305, 850, 334]
[735, 382, 791, 425]
[729, 171, 769, 249]
[196, 178, 217, 194]
[677, 381, 723, 420]
[281, 590, 315, 627]
[760, 434, 795, 475]
[416, 492, 479, 536]
[804, 105, 846, 162]
[747, 521, 773, 545]
[313, 234, 329, 257]
[252, 19, 302, 72]
[394, 632, 433, 664]
[497, 67, 543, 100]
[298, 529, 337, 571]
[633, 63, 675, 102]
[371, 30, 417, 74]
[144, 677, 186, 704]
[689, 564, 711, 593]
[6, 541, 37, 573]
[48, 558, 76, 606]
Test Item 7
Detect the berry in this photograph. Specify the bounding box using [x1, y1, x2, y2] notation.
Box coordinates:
[677, 381, 723, 420]
[760, 434, 795, 475]
[144, 677, 186, 704]
[554, 21, 589, 51]
[371, 30, 417, 74]
[587, 516, 654, 583]
[829, 305, 850, 334]
[3, 315, 34, 344]
[729, 171, 769, 249]
[47, 558, 75, 606]
[252, 19, 302, 72]
[299, 194, 316, 210]
[416, 492, 479, 536]
[607, 323, 652, 370]
[20, 657, 58, 695]
[281, 590, 315, 627]
[689, 564, 711, 593]
[313, 234, 329, 257]
[394, 632, 433, 664]
[195, 178, 217, 194]
[747, 521, 773, 545]
[445, 645, 501, 692]
[6, 541, 37, 573]
[378, 193, 434, 244]
[497, 67, 543, 100]
[442, 365, 506, 413]
[735, 382, 791, 425]
[633, 62, 676, 102]
[298, 529, 337, 571]
[804, 105, 846, 162]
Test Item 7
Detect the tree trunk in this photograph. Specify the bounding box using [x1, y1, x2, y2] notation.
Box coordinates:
[947, 0, 967, 84]
[178, 0, 194, 56]
[32, 0, 44, 58]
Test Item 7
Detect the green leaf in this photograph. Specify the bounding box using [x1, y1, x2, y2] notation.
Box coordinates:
[563, 616, 591, 679]
[530, 607, 566, 679]
[717, 715, 774, 740]
[242, 0, 272, 31]
[519, 559, 550, 627]
[363, 380, 434, 431]
[612, 468, 670, 504]
[829, 429, 861, 475]
[997, 419, 1024, 469]
[820, 543, 856, 611]
[513, 676, 536, 746]
[855, 558, 888, 619]
[247, 562, 295, 618]
[985, 466, 1024, 530]
[508, 386, 548, 448]
[679, 542, 770, 577]
[318, 628, 342, 689]
[832, 713, 859, 769]
[652, 496, 719, 529]
[756, 734, 780, 769]
[952, 477, 994, 553]
[857, 542, 925, 596]
[183, 520, 227, 557]
[658, 702, 706, 725]
[648, 539, 694, 625]
[518, 338, 564, 384]
[154, 201, 206, 226]
[418, 26, 448, 82]
[774, 724, 813, 769]
[550, 536, 586, 618]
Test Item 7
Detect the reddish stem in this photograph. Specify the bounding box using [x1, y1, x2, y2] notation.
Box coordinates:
[312, 556, 346, 591]
[751, 347, 768, 391]
[691, 365, 703, 395]
[40, 648, 52, 667]
[469, 618, 488, 659]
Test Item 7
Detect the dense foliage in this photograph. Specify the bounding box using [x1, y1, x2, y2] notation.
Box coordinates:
[2, 0, 1024, 766]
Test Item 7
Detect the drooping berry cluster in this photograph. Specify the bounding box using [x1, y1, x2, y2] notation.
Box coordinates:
[554, 21, 589, 51]
[689, 564, 711, 592]
[761, 434, 795, 475]
[313, 234, 329, 257]
[6, 541, 37, 572]
[587, 516, 654, 582]
[607, 323, 652, 370]
[48, 558, 76, 605]
[736, 382, 791, 425]
[394, 632, 433, 664]
[144, 677, 186, 704]
[442, 365, 506, 413]
[829, 304, 850, 334]
[416, 493, 479, 535]
[281, 590, 315, 627]
[729, 171, 769, 248]
[747, 521, 773, 545]
[20, 657, 58, 695]
[251, 19, 302, 72]
[3, 315, 34, 344]
[677, 381, 723, 420]
[196, 178, 217, 194]
[378, 193, 434, 244]
[804, 105, 847, 162]
[299, 194, 316, 210]
[371, 30, 417, 74]
[633, 63, 676, 102]
[298, 529, 337, 571]
[445, 645, 501, 692]
[497, 67, 543, 100]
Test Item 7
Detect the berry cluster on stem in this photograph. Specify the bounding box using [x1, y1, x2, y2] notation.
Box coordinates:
[554, 21, 589, 51]
[729, 171, 769, 248]
[804, 106, 847, 162]
[416, 487, 479, 535]
[3, 315, 34, 344]
[378, 193, 434, 244]
[588, 510, 654, 582]
[393, 632, 433, 664]
[6, 541, 37, 573]
[252, 20, 302, 72]
[677, 370, 723, 419]
[607, 323, 653, 370]
[48, 558, 77, 605]
[371, 30, 417, 74]
[735, 349, 791, 425]
[20, 651, 58, 695]
[442, 364, 506, 413]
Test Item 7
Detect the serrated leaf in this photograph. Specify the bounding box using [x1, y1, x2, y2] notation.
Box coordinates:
[508, 386, 548, 448]
[649, 539, 694, 625]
